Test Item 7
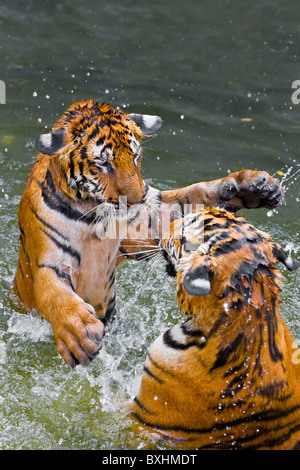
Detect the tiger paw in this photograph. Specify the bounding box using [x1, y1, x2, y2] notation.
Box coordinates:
[218, 170, 284, 212]
[53, 302, 105, 368]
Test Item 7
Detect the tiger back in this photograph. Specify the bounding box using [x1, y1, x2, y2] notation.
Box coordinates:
[129, 207, 300, 450]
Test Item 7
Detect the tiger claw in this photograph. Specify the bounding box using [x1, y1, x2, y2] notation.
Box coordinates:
[263, 180, 284, 208]
[218, 171, 284, 212]
[54, 303, 106, 368]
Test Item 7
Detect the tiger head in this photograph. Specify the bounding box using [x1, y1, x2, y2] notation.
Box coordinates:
[36, 99, 162, 207]
[161, 207, 298, 316]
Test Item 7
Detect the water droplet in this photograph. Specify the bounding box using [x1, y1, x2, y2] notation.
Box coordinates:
[223, 302, 229, 313]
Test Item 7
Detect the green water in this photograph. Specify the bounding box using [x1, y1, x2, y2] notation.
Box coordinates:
[0, 0, 299, 450]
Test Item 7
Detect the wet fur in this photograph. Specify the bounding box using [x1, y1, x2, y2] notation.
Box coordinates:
[130, 207, 300, 450]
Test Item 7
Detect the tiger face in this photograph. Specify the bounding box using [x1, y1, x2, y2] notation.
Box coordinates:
[161, 207, 298, 312]
[36, 99, 162, 207]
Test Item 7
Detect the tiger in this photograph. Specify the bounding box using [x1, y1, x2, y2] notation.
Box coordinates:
[13, 98, 284, 368]
[129, 207, 300, 450]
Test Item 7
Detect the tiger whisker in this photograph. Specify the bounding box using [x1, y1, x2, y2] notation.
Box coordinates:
[142, 135, 158, 145]
[78, 204, 100, 221]
[119, 243, 159, 248]
[116, 249, 160, 259]
[117, 247, 159, 253]
[142, 146, 158, 152]
[144, 253, 164, 277]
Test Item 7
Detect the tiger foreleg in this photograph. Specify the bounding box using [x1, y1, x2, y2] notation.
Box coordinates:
[33, 266, 104, 368]
[161, 169, 284, 213]
[118, 170, 284, 260]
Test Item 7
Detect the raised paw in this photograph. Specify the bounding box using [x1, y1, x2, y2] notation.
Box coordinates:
[53, 302, 105, 368]
[218, 170, 284, 212]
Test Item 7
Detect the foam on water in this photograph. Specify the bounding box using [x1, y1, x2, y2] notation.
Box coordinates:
[7, 311, 52, 342]
[0, 256, 180, 449]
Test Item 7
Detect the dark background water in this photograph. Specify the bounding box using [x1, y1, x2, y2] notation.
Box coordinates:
[0, 0, 299, 450]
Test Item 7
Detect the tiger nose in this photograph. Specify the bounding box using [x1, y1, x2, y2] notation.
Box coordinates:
[118, 178, 145, 206]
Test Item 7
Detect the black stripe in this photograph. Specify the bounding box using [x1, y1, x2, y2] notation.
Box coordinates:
[178, 200, 184, 219]
[144, 183, 150, 196]
[18, 260, 25, 280]
[19, 233, 33, 277]
[41, 228, 81, 265]
[132, 402, 300, 438]
[147, 353, 167, 374]
[88, 125, 99, 140]
[246, 422, 300, 450]
[293, 440, 300, 450]
[107, 293, 116, 308]
[102, 293, 116, 324]
[143, 366, 164, 384]
[31, 204, 69, 241]
[203, 222, 225, 231]
[69, 151, 76, 181]
[253, 323, 263, 374]
[39, 175, 97, 224]
[146, 352, 184, 381]
[106, 161, 115, 175]
[80, 146, 88, 160]
[133, 397, 154, 415]
[213, 238, 244, 257]
[163, 329, 205, 351]
[228, 415, 300, 450]
[96, 136, 104, 147]
[181, 320, 206, 339]
[224, 359, 246, 378]
[13, 277, 22, 303]
[38, 263, 75, 291]
[108, 270, 115, 290]
[265, 297, 282, 362]
[78, 159, 86, 180]
[222, 371, 247, 398]
[206, 311, 228, 339]
[210, 333, 245, 371]
[203, 230, 231, 244]
[45, 168, 56, 191]
[203, 217, 215, 226]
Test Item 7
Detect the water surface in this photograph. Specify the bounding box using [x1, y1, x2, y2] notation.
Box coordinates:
[0, 0, 299, 450]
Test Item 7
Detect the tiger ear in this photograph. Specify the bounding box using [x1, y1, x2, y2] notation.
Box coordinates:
[272, 243, 299, 271]
[36, 129, 66, 155]
[128, 113, 162, 136]
[183, 265, 211, 296]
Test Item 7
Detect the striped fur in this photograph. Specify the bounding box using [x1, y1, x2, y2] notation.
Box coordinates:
[130, 208, 300, 450]
[13, 99, 284, 368]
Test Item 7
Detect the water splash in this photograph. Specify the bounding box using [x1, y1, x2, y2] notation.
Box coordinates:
[7, 311, 52, 342]
[276, 163, 300, 193]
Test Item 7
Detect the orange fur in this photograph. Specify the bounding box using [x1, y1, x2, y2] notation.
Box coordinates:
[130, 208, 300, 450]
[13, 99, 284, 368]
